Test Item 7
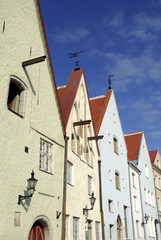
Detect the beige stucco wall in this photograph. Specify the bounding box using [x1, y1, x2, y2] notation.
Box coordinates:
[65, 75, 102, 239]
[0, 0, 65, 239]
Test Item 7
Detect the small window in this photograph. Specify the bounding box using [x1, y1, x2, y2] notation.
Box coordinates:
[40, 139, 52, 173]
[95, 222, 100, 240]
[73, 217, 79, 240]
[71, 133, 75, 152]
[115, 171, 120, 190]
[134, 196, 138, 211]
[7, 77, 27, 117]
[113, 136, 119, 155]
[136, 220, 140, 237]
[108, 199, 113, 212]
[65, 215, 70, 240]
[145, 163, 149, 178]
[88, 175, 92, 195]
[67, 161, 73, 185]
[132, 173, 136, 188]
[109, 224, 114, 240]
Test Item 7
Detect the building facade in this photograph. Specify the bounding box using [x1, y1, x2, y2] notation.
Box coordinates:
[149, 150, 161, 232]
[90, 90, 133, 240]
[0, 0, 65, 239]
[57, 68, 103, 240]
[125, 132, 161, 240]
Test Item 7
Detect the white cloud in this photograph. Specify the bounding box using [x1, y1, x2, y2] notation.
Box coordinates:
[53, 27, 90, 43]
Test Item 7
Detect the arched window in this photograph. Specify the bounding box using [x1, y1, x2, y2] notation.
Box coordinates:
[115, 170, 120, 190]
[113, 136, 119, 155]
[7, 77, 27, 117]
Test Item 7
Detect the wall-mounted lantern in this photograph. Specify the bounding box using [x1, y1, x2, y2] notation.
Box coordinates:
[142, 214, 149, 224]
[18, 170, 38, 205]
[83, 192, 96, 215]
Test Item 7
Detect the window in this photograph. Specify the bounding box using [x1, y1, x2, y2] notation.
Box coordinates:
[109, 224, 114, 239]
[157, 197, 161, 211]
[159, 178, 161, 189]
[88, 175, 92, 195]
[67, 161, 73, 185]
[40, 139, 52, 173]
[115, 171, 120, 190]
[132, 173, 136, 188]
[73, 217, 79, 240]
[7, 77, 27, 117]
[113, 136, 119, 154]
[145, 164, 149, 178]
[157, 159, 160, 168]
[95, 222, 100, 240]
[108, 199, 113, 212]
[124, 206, 128, 238]
[136, 220, 140, 237]
[144, 188, 147, 203]
[134, 196, 138, 211]
[154, 175, 158, 187]
[65, 215, 70, 240]
[71, 133, 75, 152]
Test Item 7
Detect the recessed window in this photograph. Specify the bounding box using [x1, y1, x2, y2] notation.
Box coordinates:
[73, 217, 79, 240]
[71, 133, 75, 152]
[88, 175, 92, 195]
[113, 136, 119, 155]
[145, 163, 149, 178]
[40, 139, 52, 173]
[108, 199, 113, 212]
[132, 173, 136, 188]
[136, 220, 140, 237]
[109, 224, 114, 240]
[134, 196, 138, 211]
[67, 161, 73, 185]
[95, 222, 100, 240]
[7, 77, 27, 117]
[115, 171, 120, 190]
[65, 215, 70, 240]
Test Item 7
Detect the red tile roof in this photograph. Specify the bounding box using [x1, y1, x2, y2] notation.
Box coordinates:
[59, 68, 85, 129]
[90, 90, 112, 135]
[57, 85, 66, 101]
[124, 132, 142, 161]
[149, 150, 158, 164]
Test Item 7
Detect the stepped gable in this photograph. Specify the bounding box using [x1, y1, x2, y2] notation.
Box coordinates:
[90, 90, 112, 135]
[149, 150, 158, 164]
[124, 132, 142, 161]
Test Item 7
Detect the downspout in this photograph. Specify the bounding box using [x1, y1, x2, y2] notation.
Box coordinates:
[128, 162, 135, 240]
[98, 159, 105, 240]
[61, 135, 69, 240]
[153, 171, 159, 240]
[138, 170, 146, 240]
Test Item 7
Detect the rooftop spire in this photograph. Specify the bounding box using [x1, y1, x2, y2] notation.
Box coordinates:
[68, 50, 83, 70]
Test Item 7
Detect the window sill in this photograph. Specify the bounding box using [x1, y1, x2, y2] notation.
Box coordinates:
[39, 168, 53, 175]
[8, 108, 24, 118]
[67, 182, 74, 187]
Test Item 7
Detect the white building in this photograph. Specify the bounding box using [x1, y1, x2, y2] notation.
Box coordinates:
[90, 90, 133, 240]
[125, 131, 161, 240]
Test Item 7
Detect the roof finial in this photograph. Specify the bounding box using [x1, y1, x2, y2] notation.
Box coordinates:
[68, 50, 83, 70]
[108, 75, 114, 90]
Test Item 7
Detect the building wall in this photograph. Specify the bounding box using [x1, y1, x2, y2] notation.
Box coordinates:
[65, 75, 102, 240]
[129, 164, 145, 239]
[152, 151, 161, 232]
[137, 135, 160, 240]
[98, 91, 133, 240]
[0, 0, 65, 239]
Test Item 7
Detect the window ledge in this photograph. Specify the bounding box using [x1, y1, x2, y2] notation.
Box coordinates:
[39, 169, 53, 175]
[67, 182, 74, 187]
[8, 108, 24, 118]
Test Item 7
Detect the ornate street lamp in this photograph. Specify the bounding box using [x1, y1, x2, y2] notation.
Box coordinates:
[83, 192, 96, 215]
[18, 170, 38, 205]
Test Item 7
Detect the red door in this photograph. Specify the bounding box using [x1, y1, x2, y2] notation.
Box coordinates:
[28, 221, 45, 240]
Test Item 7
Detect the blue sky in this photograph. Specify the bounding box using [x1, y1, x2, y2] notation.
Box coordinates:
[39, 0, 161, 154]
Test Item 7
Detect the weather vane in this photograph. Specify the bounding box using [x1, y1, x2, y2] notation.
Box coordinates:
[68, 50, 83, 70]
[108, 74, 114, 90]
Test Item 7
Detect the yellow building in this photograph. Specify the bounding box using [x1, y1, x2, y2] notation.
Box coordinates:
[57, 68, 104, 240]
[149, 150, 161, 231]
[0, 0, 65, 239]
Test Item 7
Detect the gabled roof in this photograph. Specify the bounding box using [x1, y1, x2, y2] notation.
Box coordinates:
[124, 132, 142, 161]
[149, 150, 158, 164]
[58, 68, 85, 130]
[90, 90, 112, 135]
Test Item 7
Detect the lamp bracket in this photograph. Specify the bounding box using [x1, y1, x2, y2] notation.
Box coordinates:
[18, 194, 33, 205]
[56, 211, 62, 219]
[83, 207, 93, 215]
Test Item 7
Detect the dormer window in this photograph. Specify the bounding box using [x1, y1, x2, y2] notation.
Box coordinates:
[7, 77, 27, 117]
[113, 136, 119, 155]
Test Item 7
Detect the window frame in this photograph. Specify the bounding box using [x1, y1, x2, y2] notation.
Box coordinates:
[73, 217, 80, 240]
[39, 138, 53, 173]
[113, 136, 119, 155]
[88, 175, 93, 195]
[115, 170, 120, 190]
[67, 161, 74, 185]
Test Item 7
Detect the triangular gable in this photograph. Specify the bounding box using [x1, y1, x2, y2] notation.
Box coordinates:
[90, 90, 112, 135]
[59, 68, 84, 130]
[149, 150, 158, 164]
[124, 132, 142, 161]
[36, 0, 65, 134]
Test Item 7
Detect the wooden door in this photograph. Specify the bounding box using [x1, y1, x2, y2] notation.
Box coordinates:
[28, 221, 45, 240]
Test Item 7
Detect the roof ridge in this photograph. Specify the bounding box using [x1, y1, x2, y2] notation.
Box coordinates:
[90, 95, 106, 100]
[124, 131, 142, 136]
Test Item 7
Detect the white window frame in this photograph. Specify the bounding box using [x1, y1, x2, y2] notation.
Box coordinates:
[113, 136, 119, 155]
[145, 163, 149, 178]
[73, 217, 80, 240]
[67, 161, 74, 185]
[95, 221, 100, 240]
[65, 215, 70, 240]
[108, 199, 113, 212]
[40, 139, 53, 173]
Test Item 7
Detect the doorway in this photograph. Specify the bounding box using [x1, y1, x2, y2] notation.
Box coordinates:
[28, 221, 45, 240]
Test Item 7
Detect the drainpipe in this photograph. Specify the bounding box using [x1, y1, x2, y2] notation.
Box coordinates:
[128, 162, 135, 240]
[138, 170, 146, 240]
[153, 173, 159, 240]
[61, 135, 69, 240]
[98, 159, 105, 240]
